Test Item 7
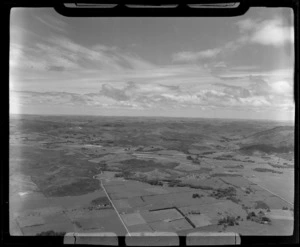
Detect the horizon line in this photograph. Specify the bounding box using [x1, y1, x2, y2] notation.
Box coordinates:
[9, 112, 295, 123]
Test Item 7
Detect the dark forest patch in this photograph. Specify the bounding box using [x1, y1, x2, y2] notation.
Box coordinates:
[253, 168, 283, 174]
[43, 179, 100, 197]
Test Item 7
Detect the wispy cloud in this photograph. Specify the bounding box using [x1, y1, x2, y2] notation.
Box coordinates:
[117, 53, 156, 70]
[10, 34, 157, 74]
[10, 35, 294, 114]
[236, 18, 257, 31]
[9, 11, 294, 119]
[11, 71, 294, 114]
[172, 48, 221, 62]
[216, 68, 293, 82]
[214, 83, 251, 98]
[35, 15, 67, 33]
[173, 16, 293, 66]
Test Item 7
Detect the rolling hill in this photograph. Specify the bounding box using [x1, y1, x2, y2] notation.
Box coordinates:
[239, 126, 294, 154]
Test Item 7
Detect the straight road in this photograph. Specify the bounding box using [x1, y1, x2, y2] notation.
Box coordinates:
[243, 176, 294, 206]
[99, 179, 131, 236]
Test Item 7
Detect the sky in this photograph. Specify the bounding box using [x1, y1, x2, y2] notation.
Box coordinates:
[10, 7, 295, 121]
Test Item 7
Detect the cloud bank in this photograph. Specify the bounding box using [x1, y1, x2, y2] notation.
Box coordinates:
[9, 12, 294, 120]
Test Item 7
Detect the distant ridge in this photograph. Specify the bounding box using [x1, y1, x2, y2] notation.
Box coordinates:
[244, 126, 294, 139]
[9, 113, 294, 123]
[239, 126, 294, 154]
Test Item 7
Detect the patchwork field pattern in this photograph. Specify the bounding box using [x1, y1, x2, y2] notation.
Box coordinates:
[10, 115, 294, 236]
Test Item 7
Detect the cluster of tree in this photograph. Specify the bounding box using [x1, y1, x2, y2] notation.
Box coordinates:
[90, 196, 111, 208]
[192, 193, 203, 199]
[114, 173, 123, 178]
[114, 170, 133, 179]
[241, 204, 250, 212]
[202, 151, 215, 155]
[97, 162, 108, 170]
[241, 144, 293, 154]
[283, 163, 294, 168]
[214, 156, 235, 161]
[147, 180, 163, 186]
[169, 181, 213, 190]
[186, 155, 201, 165]
[218, 215, 241, 227]
[210, 187, 240, 203]
[224, 164, 244, 169]
[253, 168, 283, 174]
[254, 201, 270, 210]
[188, 210, 201, 215]
[115, 172, 165, 187]
[246, 211, 271, 224]
[245, 187, 253, 194]
[268, 162, 293, 169]
[210, 187, 236, 199]
[210, 173, 242, 178]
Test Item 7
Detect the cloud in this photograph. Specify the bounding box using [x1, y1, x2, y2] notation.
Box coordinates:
[172, 48, 221, 62]
[11, 71, 294, 114]
[46, 36, 156, 71]
[237, 18, 294, 46]
[211, 72, 294, 112]
[35, 42, 81, 70]
[99, 84, 131, 101]
[10, 31, 294, 115]
[10, 13, 294, 118]
[47, 65, 66, 72]
[230, 65, 258, 71]
[10, 34, 157, 74]
[11, 90, 119, 108]
[47, 36, 123, 70]
[248, 75, 293, 97]
[10, 40, 80, 71]
[214, 83, 251, 98]
[236, 18, 257, 31]
[10, 43, 24, 68]
[213, 62, 227, 68]
[10, 83, 190, 111]
[252, 19, 294, 46]
[172, 16, 294, 66]
[239, 96, 271, 107]
[98, 81, 181, 104]
[268, 80, 293, 95]
[35, 15, 67, 33]
[117, 53, 156, 70]
[214, 68, 293, 83]
[217, 76, 246, 81]
[216, 74, 293, 98]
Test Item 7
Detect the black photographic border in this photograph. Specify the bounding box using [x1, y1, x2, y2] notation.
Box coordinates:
[1, 0, 299, 246]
